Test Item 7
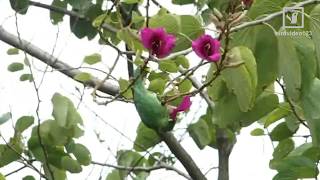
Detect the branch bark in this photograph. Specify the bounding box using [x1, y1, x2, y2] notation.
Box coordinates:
[216, 128, 235, 180]
[159, 132, 207, 180]
[0, 26, 119, 96]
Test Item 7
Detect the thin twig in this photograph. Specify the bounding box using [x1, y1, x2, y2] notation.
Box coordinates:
[5, 165, 27, 177]
[14, 13, 54, 180]
[91, 161, 191, 179]
[276, 79, 309, 128]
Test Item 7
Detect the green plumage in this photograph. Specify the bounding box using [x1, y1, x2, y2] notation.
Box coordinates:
[132, 67, 174, 132]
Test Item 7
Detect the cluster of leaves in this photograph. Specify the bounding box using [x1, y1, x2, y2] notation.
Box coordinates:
[106, 148, 175, 180]
[6, 0, 320, 179]
[0, 93, 91, 180]
[185, 1, 320, 179]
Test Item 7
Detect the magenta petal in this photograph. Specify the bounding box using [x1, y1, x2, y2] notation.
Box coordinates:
[208, 53, 221, 62]
[169, 110, 178, 120]
[192, 36, 207, 59]
[212, 38, 221, 53]
[192, 34, 221, 62]
[176, 96, 192, 112]
[140, 28, 154, 49]
[140, 27, 176, 58]
[158, 34, 176, 58]
[169, 96, 192, 120]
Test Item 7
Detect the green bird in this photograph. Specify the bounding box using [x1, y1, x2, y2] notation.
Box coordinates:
[132, 67, 175, 132]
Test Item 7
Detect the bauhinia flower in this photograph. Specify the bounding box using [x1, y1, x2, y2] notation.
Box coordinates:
[140, 27, 176, 58]
[169, 96, 192, 120]
[192, 34, 221, 62]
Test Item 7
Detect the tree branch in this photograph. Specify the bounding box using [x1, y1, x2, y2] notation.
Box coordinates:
[159, 132, 207, 180]
[91, 161, 191, 180]
[0, 26, 120, 96]
[28, 0, 118, 33]
[216, 128, 235, 180]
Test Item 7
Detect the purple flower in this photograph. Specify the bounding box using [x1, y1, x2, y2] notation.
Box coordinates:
[140, 27, 176, 58]
[169, 96, 192, 120]
[192, 34, 221, 62]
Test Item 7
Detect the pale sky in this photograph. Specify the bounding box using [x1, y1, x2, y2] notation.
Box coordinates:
[0, 0, 292, 179]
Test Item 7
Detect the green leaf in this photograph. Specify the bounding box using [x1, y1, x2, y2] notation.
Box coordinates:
[74, 72, 92, 82]
[9, 0, 29, 14]
[15, 116, 34, 132]
[272, 156, 318, 179]
[122, 0, 142, 4]
[148, 78, 166, 94]
[52, 93, 83, 128]
[71, 144, 91, 166]
[134, 123, 161, 152]
[83, 53, 102, 65]
[207, 64, 228, 101]
[119, 78, 133, 99]
[61, 156, 82, 173]
[6, 48, 19, 55]
[248, 0, 285, 19]
[263, 103, 291, 128]
[174, 55, 189, 69]
[22, 176, 35, 180]
[174, 15, 204, 52]
[19, 74, 33, 82]
[172, 0, 194, 5]
[222, 46, 257, 112]
[0, 112, 11, 125]
[273, 171, 298, 180]
[273, 138, 294, 160]
[0, 136, 23, 167]
[68, 0, 91, 10]
[270, 122, 295, 141]
[250, 128, 264, 136]
[50, 0, 67, 24]
[254, 26, 278, 94]
[148, 71, 169, 81]
[288, 143, 320, 162]
[117, 28, 144, 51]
[310, 5, 320, 77]
[188, 118, 211, 149]
[69, 4, 102, 40]
[7, 62, 24, 72]
[277, 35, 301, 101]
[44, 165, 66, 180]
[159, 60, 178, 73]
[230, 26, 256, 50]
[178, 79, 192, 93]
[106, 170, 121, 180]
[302, 78, 320, 146]
[117, 150, 146, 178]
[149, 14, 179, 35]
[0, 173, 5, 180]
[239, 93, 279, 127]
[212, 93, 242, 128]
[293, 35, 317, 89]
[52, 93, 69, 127]
[132, 11, 145, 24]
